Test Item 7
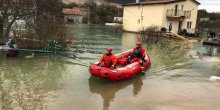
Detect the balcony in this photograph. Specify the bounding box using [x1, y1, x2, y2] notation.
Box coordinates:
[166, 9, 191, 20]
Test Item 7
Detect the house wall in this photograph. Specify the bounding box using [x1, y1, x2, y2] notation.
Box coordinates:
[123, 0, 199, 33]
[162, 0, 199, 33]
[123, 4, 164, 32]
[181, 0, 198, 33]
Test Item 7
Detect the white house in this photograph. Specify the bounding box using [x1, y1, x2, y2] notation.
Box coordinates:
[63, 8, 84, 23]
[123, 0, 200, 34]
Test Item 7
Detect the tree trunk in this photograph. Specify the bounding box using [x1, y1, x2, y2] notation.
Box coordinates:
[0, 18, 4, 43]
[4, 17, 16, 39]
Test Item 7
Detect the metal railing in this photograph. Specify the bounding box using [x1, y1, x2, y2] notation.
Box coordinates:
[166, 9, 191, 19]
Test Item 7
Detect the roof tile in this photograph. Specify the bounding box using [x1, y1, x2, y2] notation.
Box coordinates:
[63, 8, 82, 15]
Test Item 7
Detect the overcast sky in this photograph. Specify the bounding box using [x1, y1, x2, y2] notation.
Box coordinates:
[197, 0, 220, 12]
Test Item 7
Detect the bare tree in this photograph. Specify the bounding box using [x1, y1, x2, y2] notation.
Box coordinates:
[0, 0, 66, 50]
[0, 0, 36, 42]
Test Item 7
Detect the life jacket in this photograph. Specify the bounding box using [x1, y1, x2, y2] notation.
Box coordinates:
[132, 48, 145, 58]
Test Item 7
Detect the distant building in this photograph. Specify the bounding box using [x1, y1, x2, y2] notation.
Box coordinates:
[123, 0, 200, 34]
[63, 8, 84, 23]
[11, 20, 26, 30]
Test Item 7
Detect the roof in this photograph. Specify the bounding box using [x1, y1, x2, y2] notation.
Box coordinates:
[123, 0, 200, 6]
[63, 8, 82, 15]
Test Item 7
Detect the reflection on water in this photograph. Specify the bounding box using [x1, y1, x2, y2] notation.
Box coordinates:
[121, 32, 139, 50]
[203, 45, 220, 56]
[0, 56, 66, 110]
[192, 42, 220, 57]
[89, 75, 143, 110]
[146, 39, 191, 70]
[0, 24, 220, 110]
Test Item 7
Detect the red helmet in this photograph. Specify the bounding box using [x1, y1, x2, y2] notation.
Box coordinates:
[136, 42, 142, 46]
[106, 47, 112, 52]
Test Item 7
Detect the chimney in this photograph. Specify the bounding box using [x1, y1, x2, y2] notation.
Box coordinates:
[136, 0, 139, 3]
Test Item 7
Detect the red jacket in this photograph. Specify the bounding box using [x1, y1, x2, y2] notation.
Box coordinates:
[131, 48, 146, 58]
[99, 53, 117, 67]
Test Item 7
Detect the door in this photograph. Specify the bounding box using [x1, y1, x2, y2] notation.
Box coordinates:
[178, 20, 183, 33]
[167, 21, 172, 32]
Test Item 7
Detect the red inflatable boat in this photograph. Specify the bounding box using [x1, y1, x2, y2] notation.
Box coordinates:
[89, 50, 151, 81]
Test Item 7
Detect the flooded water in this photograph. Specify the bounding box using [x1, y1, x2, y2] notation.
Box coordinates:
[0, 24, 220, 110]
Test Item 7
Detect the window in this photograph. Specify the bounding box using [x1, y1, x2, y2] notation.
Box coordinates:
[175, 4, 179, 10]
[187, 21, 192, 29]
[181, 5, 184, 10]
[174, 4, 178, 16]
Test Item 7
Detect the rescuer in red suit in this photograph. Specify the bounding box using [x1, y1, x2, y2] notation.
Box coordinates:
[98, 47, 117, 69]
[128, 42, 146, 65]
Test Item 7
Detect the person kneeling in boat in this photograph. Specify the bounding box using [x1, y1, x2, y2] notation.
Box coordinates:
[128, 42, 146, 65]
[97, 47, 117, 69]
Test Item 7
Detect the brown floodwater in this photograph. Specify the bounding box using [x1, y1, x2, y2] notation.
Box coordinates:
[0, 24, 220, 110]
